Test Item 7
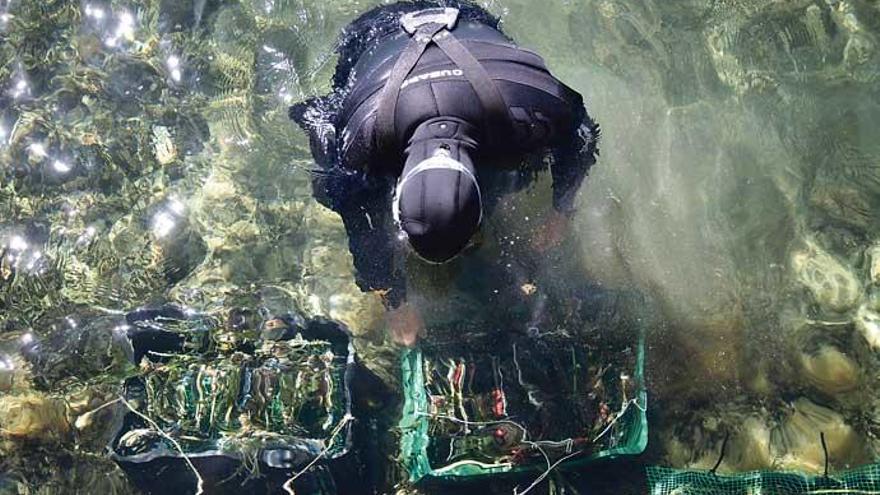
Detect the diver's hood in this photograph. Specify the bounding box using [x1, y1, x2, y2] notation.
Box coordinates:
[393, 147, 482, 264]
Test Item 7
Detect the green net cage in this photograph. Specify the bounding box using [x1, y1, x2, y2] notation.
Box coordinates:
[109, 307, 355, 472]
[397, 308, 648, 484]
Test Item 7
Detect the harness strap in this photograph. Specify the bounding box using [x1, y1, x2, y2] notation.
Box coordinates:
[374, 22, 446, 155]
[374, 12, 516, 156]
[431, 30, 513, 145]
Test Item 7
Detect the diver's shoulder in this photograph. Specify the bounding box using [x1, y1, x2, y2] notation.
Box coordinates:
[340, 1, 502, 43]
[336, 1, 503, 61]
[332, 1, 504, 90]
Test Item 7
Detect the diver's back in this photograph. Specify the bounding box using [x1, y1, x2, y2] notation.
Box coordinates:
[337, 16, 584, 172]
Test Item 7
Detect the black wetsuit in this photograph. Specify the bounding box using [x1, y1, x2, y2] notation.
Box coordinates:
[290, 1, 599, 309]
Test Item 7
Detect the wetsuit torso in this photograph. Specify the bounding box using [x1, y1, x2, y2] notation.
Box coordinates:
[339, 19, 581, 169]
[290, 2, 599, 309]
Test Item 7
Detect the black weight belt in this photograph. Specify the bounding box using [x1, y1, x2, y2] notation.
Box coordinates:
[373, 22, 514, 155]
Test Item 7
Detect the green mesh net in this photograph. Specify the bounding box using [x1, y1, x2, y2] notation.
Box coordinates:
[647, 464, 880, 495]
[110, 308, 355, 465]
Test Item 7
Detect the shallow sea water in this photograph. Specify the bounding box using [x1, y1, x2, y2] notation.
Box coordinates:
[1, 0, 880, 494]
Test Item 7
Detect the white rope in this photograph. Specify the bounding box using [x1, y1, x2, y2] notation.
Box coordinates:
[513, 450, 582, 495]
[418, 382, 646, 495]
[119, 396, 205, 495]
[592, 398, 646, 443]
[414, 411, 528, 438]
[282, 413, 354, 494]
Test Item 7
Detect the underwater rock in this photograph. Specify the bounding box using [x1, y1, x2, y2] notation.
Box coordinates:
[151, 125, 178, 166]
[159, 0, 221, 32]
[0, 448, 136, 495]
[190, 172, 260, 251]
[293, 203, 385, 338]
[720, 416, 774, 472]
[0, 355, 32, 394]
[770, 398, 868, 472]
[27, 315, 135, 388]
[847, 38, 876, 62]
[327, 291, 384, 338]
[104, 58, 166, 115]
[744, 362, 775, 397]
[0, 476, 26, 495]
[0, 369, 12, 394]
[650, 314, 749, 405]
[200, 172, 238, 202]
[304, 244, 341, 274]
[226, 219, 262, 244]
[253, 26, 309, 120]
[22, 452, 136, 495]
[792, 240, 862, 313]
[0, 393, 69, 443]
[855, 304, 880, 350]
[658, 410, 775, 473]
[299, 272, 384, 339]
[98, 213, 173, 304]
[115, 428, 162, 457]
[869, 245, 880, 285]
[799, 345, 860, 395]
[58, 456, 136, 495]
[661, 435, 693, 468]
[67, 387, 127, 453]
[145, 197, 209, 284]
[828, 1, 878, 71]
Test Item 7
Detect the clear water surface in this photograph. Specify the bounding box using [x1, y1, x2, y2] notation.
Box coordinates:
[1, 0, 879, 494]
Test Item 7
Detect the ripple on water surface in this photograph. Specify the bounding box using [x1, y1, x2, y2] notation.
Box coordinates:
[1, 0, 880, 493]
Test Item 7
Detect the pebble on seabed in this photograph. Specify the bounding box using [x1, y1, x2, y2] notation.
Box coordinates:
[856, 304, 880, 350]
[792, 240, 862, 313]
[770, 398, 868, 473]
[722, 416, 775, 471]
[151, 125, 177, 165]
[0, 393, 70, 442]
[799, 345, 860, 395]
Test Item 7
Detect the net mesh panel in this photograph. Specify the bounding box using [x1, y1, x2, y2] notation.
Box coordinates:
[111, 312, 355, 461]
[398, 328, 647, 483]
[647, 464, 880, 495]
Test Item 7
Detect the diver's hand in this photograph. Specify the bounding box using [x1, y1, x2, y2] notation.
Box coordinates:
[531, 210, 570, 253]
[387, 302, 424, 348]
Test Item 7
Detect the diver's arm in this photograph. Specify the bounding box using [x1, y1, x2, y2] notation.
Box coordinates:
[323, 174, 422, 346]
[313, 169, 423, 346]
[314, 171, 408, 309]
[291, 95, 409, 309]
[290, 96, 339, 169]
[550, 106, 600, 215]
[531, 107, 598, 253]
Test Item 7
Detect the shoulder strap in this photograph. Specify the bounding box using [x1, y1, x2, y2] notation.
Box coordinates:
[431, 30, 513, 145]
[374, 9, 515, 156]
[374, 22, 446, 155]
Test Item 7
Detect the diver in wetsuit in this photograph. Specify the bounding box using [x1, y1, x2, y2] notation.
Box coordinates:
[290, 1, 599, 345]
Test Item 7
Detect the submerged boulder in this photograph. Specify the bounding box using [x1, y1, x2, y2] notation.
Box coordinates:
[799, 344, 860, 395]
[770, 398, 869, 473]
[0, 393, 69, 444]
[792, 240, 862, 313]
[855, 304, 880, 350]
